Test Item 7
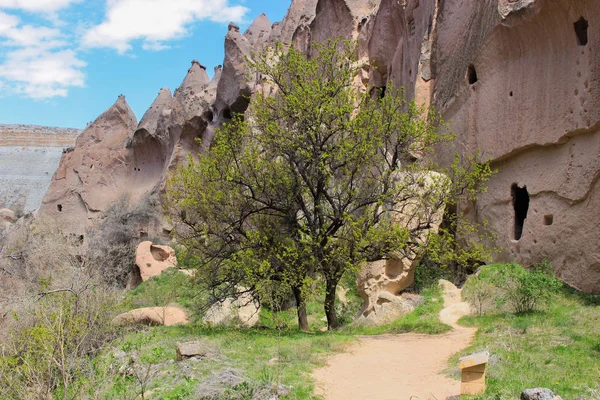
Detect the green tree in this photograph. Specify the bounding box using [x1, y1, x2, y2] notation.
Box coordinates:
[167, 40, 493, 330]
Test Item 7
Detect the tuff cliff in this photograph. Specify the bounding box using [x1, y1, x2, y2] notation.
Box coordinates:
[0, 125, 79, 213]
[37, 0, 600, 293]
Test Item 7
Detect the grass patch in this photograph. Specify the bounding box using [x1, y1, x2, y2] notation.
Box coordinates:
[347, 285, 452, 335]
[452, 265, 600, 399]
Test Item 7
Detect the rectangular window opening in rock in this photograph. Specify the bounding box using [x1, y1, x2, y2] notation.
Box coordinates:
[511, 184, 530, 241]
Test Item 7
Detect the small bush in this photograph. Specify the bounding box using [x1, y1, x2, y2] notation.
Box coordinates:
[463, 261, 563, 314]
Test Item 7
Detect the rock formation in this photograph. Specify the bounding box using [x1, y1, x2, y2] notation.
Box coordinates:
[0, 125, 79, 213]
[203, 291, 261, 328]
[132, 241, 178, 286]
[30, 0, 600, 294]
[112, 306, 189, 327]
[357, 172, 447, 324]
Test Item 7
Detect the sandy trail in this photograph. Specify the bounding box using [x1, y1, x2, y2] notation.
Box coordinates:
[313, 284, 475, 400]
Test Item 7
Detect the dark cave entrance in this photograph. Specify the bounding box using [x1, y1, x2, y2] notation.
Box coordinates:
[511, 184, 530, 241]
[574, 17, 589, 46]
[467, 64, 478, 85]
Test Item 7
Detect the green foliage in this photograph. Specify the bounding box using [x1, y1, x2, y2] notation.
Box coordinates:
[167, 38, 493, 331]
[0, 287, 118, 399]
[453, 285, 600, 399]
[126, 269, 199, 314]
[464, 262, 563, 314]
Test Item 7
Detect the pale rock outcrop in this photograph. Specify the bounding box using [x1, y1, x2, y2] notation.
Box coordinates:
[40, 96, 140, 235]
[112, 306, 189, 327]
[0, 208, 17, 232]
[215, 23, 254, 119]
[133, 241, 177, 283]
[30, 0, 600, 295]
[203, 292, 261, 328]
[357, 172, 447, 324]
[244, 13, 272, 51]
[0, 209, 17, 224]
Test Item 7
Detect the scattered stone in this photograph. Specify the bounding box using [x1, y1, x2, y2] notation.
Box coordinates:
[521, 388, 563, 400]
[176, 341, 210, 361]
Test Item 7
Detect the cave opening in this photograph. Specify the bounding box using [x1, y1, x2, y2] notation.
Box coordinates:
[222, 108, 232, 120]
[511, 184, 530, 241]
[467, 64, 478, 85]
[57, 204, 63, 212]
[378, 86, 387, 99]
[574, 17, 589, 46]
[544, 214, 554, 226]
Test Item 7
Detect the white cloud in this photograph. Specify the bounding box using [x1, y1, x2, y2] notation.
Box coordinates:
[0, 0, 79, 13]
[0, 11, 86, 99]
[83, 0, 248, 53]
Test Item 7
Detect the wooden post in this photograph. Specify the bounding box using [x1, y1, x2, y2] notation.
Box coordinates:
[460, 351, 489, 395]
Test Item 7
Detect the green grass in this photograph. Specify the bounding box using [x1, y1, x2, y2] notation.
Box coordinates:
[98, 324, 355, 399]
[450, 266, 600, 400]
[345, 285, 452, 335]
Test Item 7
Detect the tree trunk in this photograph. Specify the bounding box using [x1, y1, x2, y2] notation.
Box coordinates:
[324, 280, 339, 330]
[293, 286, 310, 332]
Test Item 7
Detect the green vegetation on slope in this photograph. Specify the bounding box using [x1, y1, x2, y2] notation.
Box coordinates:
[454, 264, 600, 400]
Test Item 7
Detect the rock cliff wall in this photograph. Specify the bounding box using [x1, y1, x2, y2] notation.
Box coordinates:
[0, 125, 79, 213]
[37, 0, 600, 292]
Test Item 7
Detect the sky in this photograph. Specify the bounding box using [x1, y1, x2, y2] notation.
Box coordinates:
[0, 0, 290, 129]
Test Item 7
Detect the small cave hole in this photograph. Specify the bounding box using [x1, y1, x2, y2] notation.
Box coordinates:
[574, 17, 589, 46]
[511, 184, 530, 241]
[544, 214, 554, 226]
[57, 204, 63, 212]
[509, 91, 514, 97]
[467, 64, 478, 85]
[204, 110, 214, 123]
[222, 108, 232, 120]
[378, 86, 387, 99]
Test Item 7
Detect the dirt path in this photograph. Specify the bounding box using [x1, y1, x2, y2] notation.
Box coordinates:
[312, 282, 475, 400]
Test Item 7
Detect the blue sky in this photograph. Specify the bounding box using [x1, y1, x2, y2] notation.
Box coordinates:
[0, 0, 290, 128]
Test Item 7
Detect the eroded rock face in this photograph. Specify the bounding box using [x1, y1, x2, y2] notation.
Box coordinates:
[133, 241, 177, 285]
[112, 306, 190, 327]
[203, 292, 261, 328]
[33, 0, 600, 293]
[357, 172, 447, 324]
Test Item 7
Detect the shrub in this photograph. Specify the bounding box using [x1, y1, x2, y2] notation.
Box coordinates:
[464, 262, 563, 314]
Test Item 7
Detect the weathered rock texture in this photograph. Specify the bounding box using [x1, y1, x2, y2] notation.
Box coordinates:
[112, 306, 189, 327]
[133, 241, 178, 284]
[357, 172, 447, 324]
[0, 125, 79, 213]
[203, 292, 261, 328]
[32, 0, 600, 293]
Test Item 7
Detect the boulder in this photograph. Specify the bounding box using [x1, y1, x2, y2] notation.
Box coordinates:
[134, 241, 177, 283]
[203, 292, 261, 328]
[357, 172, 447, 325]
[356, 291, 424, 326]
[0, 208, 17, 225]
[112, 307, 189, 327]
[521, 388, 563, 400]
[176, 341, 210, 361]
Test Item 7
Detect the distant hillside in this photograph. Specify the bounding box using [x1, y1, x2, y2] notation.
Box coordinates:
[0, 125, 80, 214]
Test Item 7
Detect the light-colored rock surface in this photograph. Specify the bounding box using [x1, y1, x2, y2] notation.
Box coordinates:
[357, 172, 447, 324]
[134, 241, 177, 283]
[112, 307, 189, 327]
[176, 341, 209, 361]
[0, 125, 79, 213]
[521, 388, 563, 400]
[203, 292, 261, 328]
[29, 0, 600, 294]
[313, 280, 476, 400]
